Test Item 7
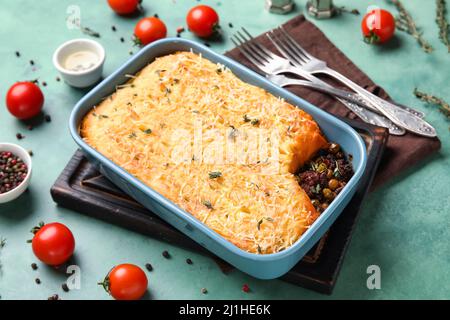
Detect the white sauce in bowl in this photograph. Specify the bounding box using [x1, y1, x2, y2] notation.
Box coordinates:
[64, 50, 99, 72]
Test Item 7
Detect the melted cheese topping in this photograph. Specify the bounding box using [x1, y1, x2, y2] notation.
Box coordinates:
[81, 51, 327, 254]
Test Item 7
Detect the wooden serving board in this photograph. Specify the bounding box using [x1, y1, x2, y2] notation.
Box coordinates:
[51, 118, 388, 294]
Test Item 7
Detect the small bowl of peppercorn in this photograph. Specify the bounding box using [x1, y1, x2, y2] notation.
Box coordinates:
[0, 143, 32, 203]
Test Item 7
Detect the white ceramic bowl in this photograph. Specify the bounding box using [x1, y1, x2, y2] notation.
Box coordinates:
[0, 143, 32, 204]
[53, 38, 105, 88]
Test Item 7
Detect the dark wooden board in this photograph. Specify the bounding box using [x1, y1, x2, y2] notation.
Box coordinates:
[51, 118, 388, 294]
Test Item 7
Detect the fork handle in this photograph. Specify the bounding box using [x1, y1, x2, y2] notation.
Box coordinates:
[323, 68, 436, 137]
[276, 69, 406, 135]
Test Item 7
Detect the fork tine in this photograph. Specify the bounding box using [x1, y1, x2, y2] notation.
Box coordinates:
[273, 30, 309, 65]
[241, 27, 279, 60]
[278, 26, 314, 61]
[267, 31, 303, 66]
[230, 36, 267, 71]
[235, 30, 270, 63]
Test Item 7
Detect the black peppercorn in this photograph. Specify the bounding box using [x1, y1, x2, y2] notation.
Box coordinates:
[186, 258, 193, 265]
[145, 263, 153, 271]
[62, 283, 69, 292]
[35, 278, 41, 284]
[162, 250, 170, 259]
[44, 115, 52, 122]
[31, 263, 38, 270]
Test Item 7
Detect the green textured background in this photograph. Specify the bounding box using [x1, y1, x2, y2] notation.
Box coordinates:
[0, 0, 449, 300]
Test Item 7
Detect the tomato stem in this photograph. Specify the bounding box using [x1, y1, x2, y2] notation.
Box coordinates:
[363, 31, 380, 44]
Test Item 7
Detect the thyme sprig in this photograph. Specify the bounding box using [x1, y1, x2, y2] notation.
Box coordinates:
[336, 6, 360, 16]
[390, 0, 433, 53]
[436, 0, 450, 52]
[80, 26, 101, 38]
[414, 89, 450, 126]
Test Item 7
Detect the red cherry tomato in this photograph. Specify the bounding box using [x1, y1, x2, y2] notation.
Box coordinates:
[362, 9, 396, 44]
[107, 0, 140, 15]
[186, 5, 219, 38]
[100, 264, 148, 300]
[134, 17, 167, 46]
[6, 82, 44, 120]
[31, 222, 75, 266]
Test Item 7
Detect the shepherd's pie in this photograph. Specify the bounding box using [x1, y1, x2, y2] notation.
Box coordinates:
[81, 51, 328, 254]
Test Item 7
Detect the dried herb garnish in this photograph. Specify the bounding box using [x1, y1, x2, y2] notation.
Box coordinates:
[128, 132, 137, 139]
[228, 125, 238, 140]
[414, 88, 450, 126]
[99, 114, 109, 119]
[390, 0, 433, 53]
[250, 118, 260, 126]
[208, 171, 222, 179]
[257, 217, 274, 230]
[436, 0, 450, 52]
[243, 114, 251, 122]
[80, 26, 100, 38]
[142, 128, 152, 134]
[257, 245, 262, 254]
[202, 200, 213, 209]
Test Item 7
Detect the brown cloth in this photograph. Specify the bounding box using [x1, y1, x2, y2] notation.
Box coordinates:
[225, 15, 441, 188]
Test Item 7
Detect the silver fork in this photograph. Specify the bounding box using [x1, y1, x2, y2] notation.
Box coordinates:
[268, 27, 436, 138]
[230, 30, 406, 135]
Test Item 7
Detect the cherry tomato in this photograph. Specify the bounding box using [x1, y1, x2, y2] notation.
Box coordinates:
[6, 82, 44, 120]
[107, 0, 141, 15]
[186, 5, 219, 38]
[100, 264, 148, 300]
[362, 9, 396, 44]
[31, 222, 75, 266]
[134, 17, 167, 46]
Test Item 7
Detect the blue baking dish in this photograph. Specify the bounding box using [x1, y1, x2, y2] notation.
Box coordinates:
[69, 38, 367, 279]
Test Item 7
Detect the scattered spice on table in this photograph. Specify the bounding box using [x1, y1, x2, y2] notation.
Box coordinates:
[0, 151, 28, 194]
[186, 258, 193, 265]
[120, 37, 125, 43]
[44, 115, 52, 123]
[48, 294, 60, 300]
[15, 51, 20, 57]
[436, 0, 450, 52]
[35, 278, 41, 285]
[16, 133, 24, 140]
[27, 125, 33, 131]
[201, 288, 208, 294]
[242, 284, 250, 293]
[28, 150, 33, 157]
[390, 0, 433, 53]
[204, 42, 211, 47]
[42, 81, 47, 87]
[111, 25, 117, 32]
[145, 263, 153, 272]
[62, 283, 69, 292]
[162, 250, 170, 259]
[176, 26, 185, 34]
[31, 263, 38, 270]
[30, 60, 34, 65]
[56, 76, 60, 82]
[228, 22, 233, 28]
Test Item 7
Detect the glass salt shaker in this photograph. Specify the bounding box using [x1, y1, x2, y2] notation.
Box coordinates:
[265, 0, 295, 14]
[306, 0, 336, 19]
